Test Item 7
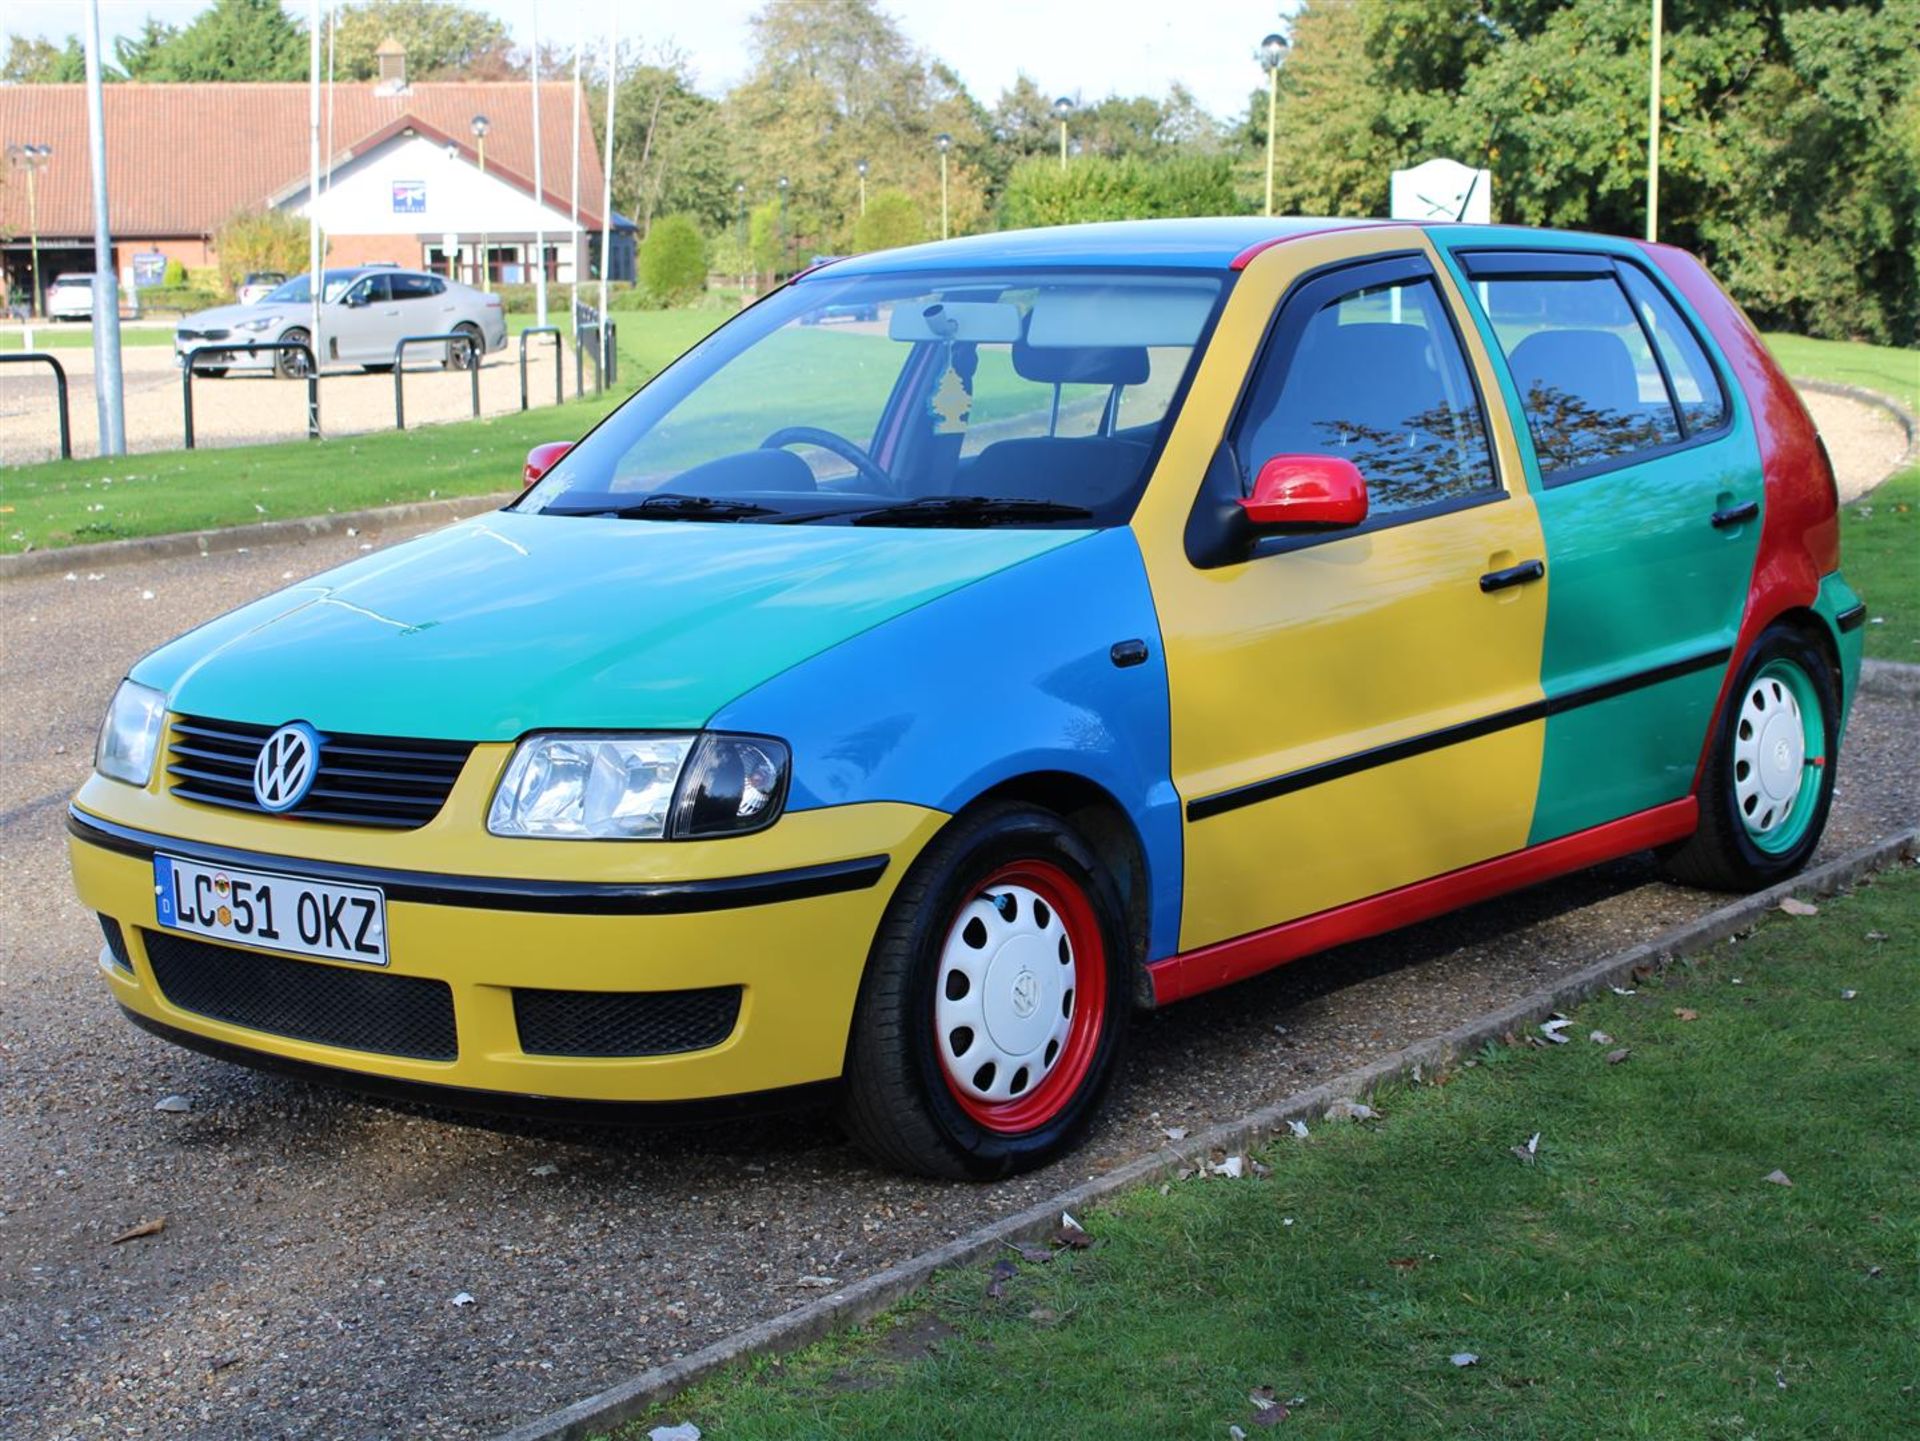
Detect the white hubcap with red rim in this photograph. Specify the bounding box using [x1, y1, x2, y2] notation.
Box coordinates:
[935, 884, 1075, 1105]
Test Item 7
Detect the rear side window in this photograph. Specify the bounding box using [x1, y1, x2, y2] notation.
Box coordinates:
[391, 273, 443, 300]
[1234, 274, 1497, 518]
[1616, 265, 1729, 435]
[1480, 274, 1681, 476]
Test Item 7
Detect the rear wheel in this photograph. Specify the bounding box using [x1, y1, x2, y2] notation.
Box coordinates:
[444, 322, 482, 371]
[192, 365, 229, 379]
[361, 362, 395, 374]
[275, 328, 312, 379]
[1662, 623, 1838, 892]
[839, 803, 1130, 1180]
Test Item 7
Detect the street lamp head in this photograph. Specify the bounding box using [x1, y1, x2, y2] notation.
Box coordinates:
[470, 114, 490, 139]
[856, 158, 869, 177]
[935, 132, 951, 153]
[1259, 33, 1288, 71]
[1053, 96, 1074, 120]
[735, 180, 745, 195]
[444, 141, 459, 161]
[777, 174, 789, 191]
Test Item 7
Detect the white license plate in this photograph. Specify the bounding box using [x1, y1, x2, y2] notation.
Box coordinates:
[153, 855, 388, 966]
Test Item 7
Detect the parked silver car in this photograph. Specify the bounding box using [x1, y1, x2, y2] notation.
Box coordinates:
[175, 267, 506, 378]
[235, 270, 288, 306]
[45, 272, 99, 321]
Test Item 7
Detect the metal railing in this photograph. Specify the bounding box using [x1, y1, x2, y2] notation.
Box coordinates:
[392, 332, 480, 431]
[573, 321, 618, 398]
[180, 341, 319, 450]
[1, 352, 72, 460]
[518, 326, 563, 412]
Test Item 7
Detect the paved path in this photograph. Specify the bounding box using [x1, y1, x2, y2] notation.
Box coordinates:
[2, 517, 1914, 1439]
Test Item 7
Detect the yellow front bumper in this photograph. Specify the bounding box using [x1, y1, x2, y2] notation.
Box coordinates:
[70, 760, 946, 1106]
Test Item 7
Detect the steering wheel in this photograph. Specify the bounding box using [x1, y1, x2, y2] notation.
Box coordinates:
[760, 425, 893, 491]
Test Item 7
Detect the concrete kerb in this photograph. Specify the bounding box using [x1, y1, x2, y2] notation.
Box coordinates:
[1860, 659, 1920, 701]
[495, 824, 1920, 1441]
[1792, 376, 1919, 474]
[0, 492, 515, 583]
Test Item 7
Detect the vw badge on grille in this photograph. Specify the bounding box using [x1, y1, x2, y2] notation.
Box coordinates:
[253, 722, 321, 812]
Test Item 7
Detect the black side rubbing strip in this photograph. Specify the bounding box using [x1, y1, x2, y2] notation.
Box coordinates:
[1836, 603, 1868, 634]
[67, 808, 889, 914]
[1186, 647, 1733, 822]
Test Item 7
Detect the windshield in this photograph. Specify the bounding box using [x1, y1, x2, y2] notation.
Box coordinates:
[262, 270, 362, 305]
[518, 268, 1225, 528]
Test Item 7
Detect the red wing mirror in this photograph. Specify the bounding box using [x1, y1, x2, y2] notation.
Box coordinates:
[523, 441, 571, 488]
[1239, 454, 1369, 530]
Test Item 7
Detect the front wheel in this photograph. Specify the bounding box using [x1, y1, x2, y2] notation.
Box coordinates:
[275, 329, 312, 379]
[839, 802, 1130, 1180]
[1662, 623, 1839, 892]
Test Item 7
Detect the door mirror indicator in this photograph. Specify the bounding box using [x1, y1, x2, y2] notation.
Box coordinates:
[523, 441, 571, 487]
[1240, 454, 1369, 530]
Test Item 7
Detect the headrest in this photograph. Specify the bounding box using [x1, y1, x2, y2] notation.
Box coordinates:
[1508, 329, 1642, 416]
[1011, 342, 1150, 387]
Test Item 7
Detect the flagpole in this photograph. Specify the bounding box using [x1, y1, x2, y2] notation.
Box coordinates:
[307, 0, 322, 432]
[530, 0, 547, 327]
[83, 0, 125, 455]
[597, 0, 616, 376]
[569, 32, 581, 336]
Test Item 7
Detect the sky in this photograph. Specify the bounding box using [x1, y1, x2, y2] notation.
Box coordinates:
[5, 0, 1296, 122]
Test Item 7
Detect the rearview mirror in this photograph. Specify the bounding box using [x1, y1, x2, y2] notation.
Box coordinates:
[523, 441, 571, 487]
[1239, 454, 1368, 531]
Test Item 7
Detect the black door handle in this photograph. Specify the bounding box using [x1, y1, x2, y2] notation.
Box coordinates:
[1711, 500, 1759, 529]
[1480, 558, 1545, 593]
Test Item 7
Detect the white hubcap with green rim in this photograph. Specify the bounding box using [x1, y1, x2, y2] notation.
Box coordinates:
[1733, 673, 1805, 837]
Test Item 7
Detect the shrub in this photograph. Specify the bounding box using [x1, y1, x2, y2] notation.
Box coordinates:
[211, 208, 309, 297]
[162, 257, 189, 288]
[852, 189, 925, 253]
[998, 154, 1237, 229]
[638, 215, 708, 305]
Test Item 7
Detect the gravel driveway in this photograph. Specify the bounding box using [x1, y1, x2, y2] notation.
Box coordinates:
[2, 517, 1915, 1440]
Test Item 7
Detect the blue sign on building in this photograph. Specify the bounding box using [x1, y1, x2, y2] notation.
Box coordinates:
[392, 180, 427, 214]
[131, 252, 168, 288]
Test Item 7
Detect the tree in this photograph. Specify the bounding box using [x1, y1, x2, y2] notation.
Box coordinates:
[999, 154, 1237, 229]
[852, 188, 925, 252]
[597, 47, 736, 235]
[114, 18, 180, 78]
[638, 214, 708, 303]
[2, 34, 92, 83]
[138, 0, 307, 82]
[327, 1, 512, 81]
[212, 209, 310, 298]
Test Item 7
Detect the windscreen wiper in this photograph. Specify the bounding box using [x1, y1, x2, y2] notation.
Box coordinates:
[846, 495, 1095, 527]
[545, 492, 779, 521]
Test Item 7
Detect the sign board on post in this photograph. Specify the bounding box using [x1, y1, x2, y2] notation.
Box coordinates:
[1389, 158, 1492, 224]
[131, 252, 168, 287]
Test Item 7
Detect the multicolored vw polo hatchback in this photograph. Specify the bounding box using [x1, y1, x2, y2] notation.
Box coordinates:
[70, 219, 1864, 1178]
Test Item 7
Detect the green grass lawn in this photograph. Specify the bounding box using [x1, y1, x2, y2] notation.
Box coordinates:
[1763, 333, 1920, 662]
[1, 323, 176, 349]
[615, 866, 1920, 1441]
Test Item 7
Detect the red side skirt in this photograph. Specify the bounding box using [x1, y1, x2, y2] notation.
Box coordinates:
[1146, 799, 1699, 1006]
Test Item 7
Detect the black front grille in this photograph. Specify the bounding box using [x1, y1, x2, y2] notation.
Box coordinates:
[180, 327, 230, 341]
[513, 985, 741, 1057]
[99, 915, 132, 971]
[143, 929, 457, 1061]
[167, 715, 473, 829]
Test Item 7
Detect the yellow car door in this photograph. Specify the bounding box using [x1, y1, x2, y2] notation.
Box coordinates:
[1133, 229, 1551, 993]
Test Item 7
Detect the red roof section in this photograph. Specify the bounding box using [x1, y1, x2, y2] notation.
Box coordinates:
[0, 81, 606, 240]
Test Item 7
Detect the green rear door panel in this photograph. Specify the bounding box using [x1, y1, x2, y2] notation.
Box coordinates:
[1431, 230, 1765, 843]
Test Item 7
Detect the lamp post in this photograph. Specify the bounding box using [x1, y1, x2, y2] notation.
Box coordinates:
[856, 158, 869, 217]
[443, 142, 460, 278]
[6, 143, 52, 317]
[936, 132, 951, 240]
[734, 180, 747, 291]
[1053, 96, 1073, 171]
[776, 174, 789, 277]
[1258, 33, 1287, 218]
[1645, 0, 1662, 242]
[470, 112, 490, 289]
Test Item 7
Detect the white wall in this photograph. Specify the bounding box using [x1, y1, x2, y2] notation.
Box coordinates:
[282, 133, 579, 241]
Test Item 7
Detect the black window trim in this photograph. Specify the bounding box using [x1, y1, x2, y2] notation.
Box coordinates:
[1186, 248, 1510, 568]
[1454, 247, 1737, 491]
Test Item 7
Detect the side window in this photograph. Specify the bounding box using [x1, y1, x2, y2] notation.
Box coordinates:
[1480, 274, 1681, 476]
[1616, 265, 1729, 436]
[1233, 274, 1497, 518]
[345, 273, 389, 305]
[391, 273, 439, 301]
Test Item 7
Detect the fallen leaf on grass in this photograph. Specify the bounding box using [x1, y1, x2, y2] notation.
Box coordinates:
[1763, 1169, 1794, 1187]
[1865, 930, 1888, 942]
[1248, 1384, 1290, 1425]
[1606, 1048, 1631, 1065]
[111, 1216, 166, 1245]
[1609, 985, 1637, 996]
[1051, 1214, 1094, 1250]
[1840, 989, 1858, 1000]
[1162, 1126, 1189, 1142]
[1388, 1256, 1424, 1271]
[1673, 1008, 1700, 1022]
[1777, 897, 1819, 917]
[1539, 1017, 1572, 1044]
[1286, 1119, 1310, 1139]
[154, 1094, 192, 1113]
[647, 1425, 702, 1441]
[1005, 1241, 1053, 1265]
[1210, 1154, 1246, 1180]
[1588, 1030, 1613, 1045]
[1509, 1132, 1540, 1165]
[986, 1258, 1017, 1300]
[1450, 1352, 1479, 1367]
[791, 1275, 840, 1289]
[1325, 1098, 1376, 1122]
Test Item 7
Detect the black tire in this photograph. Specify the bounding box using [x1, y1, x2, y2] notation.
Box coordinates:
[275, 329, 312, 379]
[444, 323, 482, 371]
[838, 801, 1130, 1180]
[1662, 622, 1839, 892]
[361, 362, 395, 374]
[193, 366, 229, 379]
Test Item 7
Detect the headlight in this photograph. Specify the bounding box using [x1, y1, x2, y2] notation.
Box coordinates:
[487, 732, 789, 840]
[234, 316, 275, 333]
[95, 680, 167, 786]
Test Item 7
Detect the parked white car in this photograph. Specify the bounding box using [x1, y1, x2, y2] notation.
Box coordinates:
[174, 267, 507, 378]
[235, 271, 288, 306]
[45, 273, 99, 321]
